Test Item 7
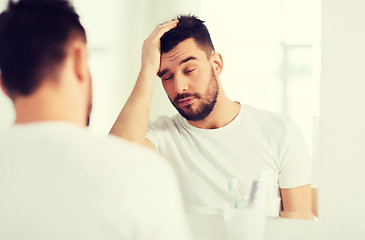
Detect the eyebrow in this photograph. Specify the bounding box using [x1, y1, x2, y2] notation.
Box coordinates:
[158, 56, 197, 78]
[180, 56, 197, 64]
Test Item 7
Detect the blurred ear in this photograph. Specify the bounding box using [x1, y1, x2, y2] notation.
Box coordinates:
[211, 52, 223, 77]
[0, 73, 10, 98]
[71, 40, 89, 84]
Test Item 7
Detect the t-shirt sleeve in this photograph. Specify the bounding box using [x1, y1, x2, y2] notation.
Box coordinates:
[146, 121, 159, 150]
[278, 118, 313, 189]
[122, 157, 193, 240]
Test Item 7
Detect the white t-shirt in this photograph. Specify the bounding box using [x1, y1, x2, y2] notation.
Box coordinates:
[146, 104, 312, 216]
[0, 122, 193, 240]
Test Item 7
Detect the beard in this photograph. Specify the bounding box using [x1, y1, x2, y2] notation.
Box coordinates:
[169, 68, 219, 121]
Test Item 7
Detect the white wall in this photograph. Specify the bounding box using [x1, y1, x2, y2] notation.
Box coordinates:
[264, 0, 365, 239]
[319, 0, 365, 237]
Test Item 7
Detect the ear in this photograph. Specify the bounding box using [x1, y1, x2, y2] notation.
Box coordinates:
[71, 40, 89, 84]
[0, 73, 10, 98]
[211, 52, 223, 77]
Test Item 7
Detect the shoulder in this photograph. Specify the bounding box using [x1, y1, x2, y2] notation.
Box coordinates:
[148, 114, 182, 131]
[244, 105, 288, 123]
[243, 105, 290, 131]
[95, 132, 168, 165]
[40, 124, 170, 175]
[105, 134, 177, 186]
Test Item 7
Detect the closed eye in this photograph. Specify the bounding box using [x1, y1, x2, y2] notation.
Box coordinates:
[184, 69, 195, 74]
[163, 75, 173, 81]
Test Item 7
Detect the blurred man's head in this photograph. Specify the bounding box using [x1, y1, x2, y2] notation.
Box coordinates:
[159, 15, 222, 122]
[0, 0, 92, 125]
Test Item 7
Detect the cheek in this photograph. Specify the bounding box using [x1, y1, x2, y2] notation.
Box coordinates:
[162, 81, 174, 98]
[195, 71, 211, 89]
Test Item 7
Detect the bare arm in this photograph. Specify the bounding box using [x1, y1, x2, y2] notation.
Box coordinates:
[109, 21, 178, 148]
[280, 184, 314, 219]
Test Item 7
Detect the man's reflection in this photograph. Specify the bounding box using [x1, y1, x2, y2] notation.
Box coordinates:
[110, 15, 313, 219]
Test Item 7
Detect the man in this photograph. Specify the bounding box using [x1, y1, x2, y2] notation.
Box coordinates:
[110, 15, 313, 218]
[0, 1, 193, 239]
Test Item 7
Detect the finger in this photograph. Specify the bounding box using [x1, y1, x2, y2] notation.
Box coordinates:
[144, 20, 179, 45]
[159, 19, 179, 27]
[150, 22, 178, 39]
[151, 20, 179, 38]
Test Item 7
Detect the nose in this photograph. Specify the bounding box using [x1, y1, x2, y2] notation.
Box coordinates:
[174, 74, 189, 94]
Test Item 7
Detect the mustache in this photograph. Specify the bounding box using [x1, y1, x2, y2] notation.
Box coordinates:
[174, 93, 201, 102]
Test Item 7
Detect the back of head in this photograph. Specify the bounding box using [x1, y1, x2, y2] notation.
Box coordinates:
[0, 0, 86, 99]
[160, 15, 214, 56]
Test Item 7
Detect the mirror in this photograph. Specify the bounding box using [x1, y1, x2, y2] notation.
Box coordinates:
[0, 0, 320, 237]
[73, 0, 320, 220]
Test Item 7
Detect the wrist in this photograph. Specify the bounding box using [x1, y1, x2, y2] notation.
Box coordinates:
[137, 67, 159, 86]
[139, 65, 158, 77]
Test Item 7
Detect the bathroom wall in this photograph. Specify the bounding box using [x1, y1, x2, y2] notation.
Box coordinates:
[319, 0, 365, 237]
[266, 0, 365, 239]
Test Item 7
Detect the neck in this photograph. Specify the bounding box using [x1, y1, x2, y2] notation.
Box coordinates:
[187, 88, 240, 129]
[13, 85, 87, 126]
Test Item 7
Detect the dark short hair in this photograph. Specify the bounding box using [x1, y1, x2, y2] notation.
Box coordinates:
[160, 15, 214, 57]
[0, 0, 86, 98]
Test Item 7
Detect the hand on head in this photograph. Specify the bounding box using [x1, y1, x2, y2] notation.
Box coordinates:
[140, 20, 178, 76]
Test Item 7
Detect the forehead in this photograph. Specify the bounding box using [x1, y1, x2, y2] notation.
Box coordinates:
[160, 38, 208, 67]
